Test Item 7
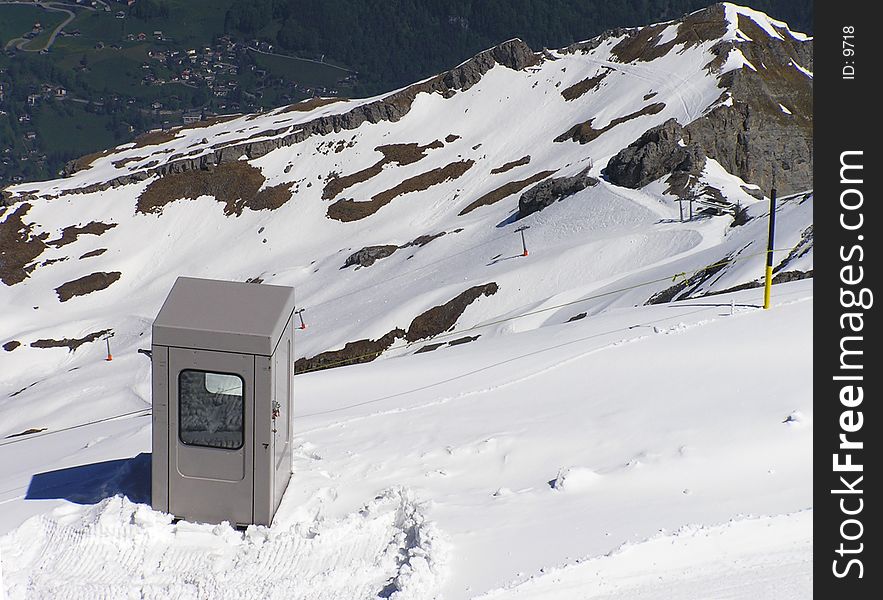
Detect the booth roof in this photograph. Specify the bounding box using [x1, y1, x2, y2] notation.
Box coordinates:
[153, 277, 296, 356]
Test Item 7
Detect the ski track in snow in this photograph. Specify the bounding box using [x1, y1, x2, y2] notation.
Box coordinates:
[0, 490, 447, 600]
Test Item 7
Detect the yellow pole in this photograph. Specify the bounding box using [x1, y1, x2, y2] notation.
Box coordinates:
[763, 188, 777, 309]
[763, 265, 773, 309]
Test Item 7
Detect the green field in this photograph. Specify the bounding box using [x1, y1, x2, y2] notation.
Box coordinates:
[33, 103, 119, 155]
[0, 4, 66, 49]
[123, 0, 235, 46]
[252, 51, 351, 89]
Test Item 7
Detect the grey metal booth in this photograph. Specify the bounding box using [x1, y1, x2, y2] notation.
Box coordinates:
[151, 276, 295, 526]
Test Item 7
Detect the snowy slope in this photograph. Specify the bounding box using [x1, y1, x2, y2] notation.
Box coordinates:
[1, 281, 812, 599]
[0, 4, 812, 599]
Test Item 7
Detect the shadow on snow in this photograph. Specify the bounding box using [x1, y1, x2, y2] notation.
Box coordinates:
[26, 453, 151, 505]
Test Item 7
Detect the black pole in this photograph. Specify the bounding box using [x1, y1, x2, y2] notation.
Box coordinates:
[763, 187, 777, 309]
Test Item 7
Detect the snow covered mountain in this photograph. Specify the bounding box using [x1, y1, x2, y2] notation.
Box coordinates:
[0, 4, 812, 598]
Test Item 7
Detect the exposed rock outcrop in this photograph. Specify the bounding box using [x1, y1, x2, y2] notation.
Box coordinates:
[459, 170, 556, 216]
[686, 58, 812, 195]
[603, 119, 706, 189]
[342, 245, 399, 268]
[517, 168, 599, 219]
[341, 230, 461, 269]
[604, 7, 812, 196]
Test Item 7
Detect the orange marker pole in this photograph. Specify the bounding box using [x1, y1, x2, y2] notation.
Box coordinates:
[516, 225, 531, 257]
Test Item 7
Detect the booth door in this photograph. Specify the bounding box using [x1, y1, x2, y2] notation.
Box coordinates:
[168, 347, 254, 525]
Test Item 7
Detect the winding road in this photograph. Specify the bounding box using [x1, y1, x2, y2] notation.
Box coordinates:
[2, 0, 94, 53]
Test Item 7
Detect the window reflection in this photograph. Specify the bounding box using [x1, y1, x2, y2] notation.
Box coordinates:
[179, 369, 244, 449]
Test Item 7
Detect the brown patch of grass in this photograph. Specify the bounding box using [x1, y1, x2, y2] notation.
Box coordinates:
[249, 184, 293, 211]
[321, 141, 443, 201]
[414, 342, 445, 354]
[47, 222, 117, 248]
[561, 69, 610, 100]
[459, 170, 555, 216]
[3, 340, 20, 352]
[0, 203, 49, 286]
[328, 159, 474, 222]
[490, 155, 531, 174]
[5, 428, 48, 438]
[445, 134, 460, 143]
[79, 248, 108, 260]
[294, 283, 497, 372]
[447, 335, 480, 346]
[40, 257, 68, 267]
[555, 102, 666, 144]
[68, 148, 114, 173]
[643, 91, 658, 100]
[130, 128, 180, 149]
[30, 328, 112, 351]
[405, 283, 498, 342]
[294, 282, 497, 373]
[294, 328, 404, 374]
[403, 230, 453, 247]
[55, 272, 121, 302]
[378, 141, 443, 164]
[611, 5, 727, 63]
[610, 23, 674, 63]
[137, 162, 292, 216]
[111, 155, 148, 169]
[179, 114, 240, 131]
[278, 97, 346, 115]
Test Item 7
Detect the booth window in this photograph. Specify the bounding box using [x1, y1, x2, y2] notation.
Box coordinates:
[178, 369, 244, 449]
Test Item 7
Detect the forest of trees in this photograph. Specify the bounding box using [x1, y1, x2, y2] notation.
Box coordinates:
[224, 0, 812, 95]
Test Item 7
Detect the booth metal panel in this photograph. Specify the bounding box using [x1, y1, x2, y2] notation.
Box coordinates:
[167, 347, 255, 525]
[151, 276, 295, 527]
